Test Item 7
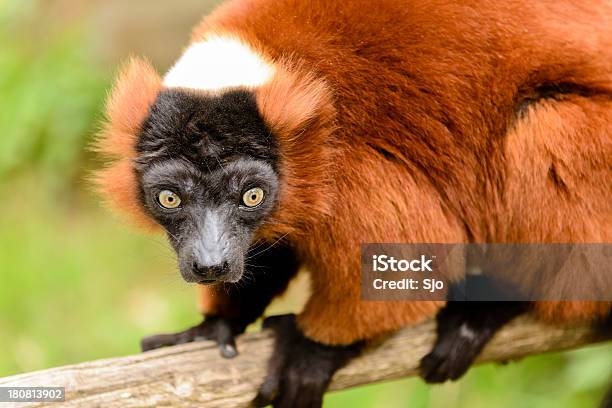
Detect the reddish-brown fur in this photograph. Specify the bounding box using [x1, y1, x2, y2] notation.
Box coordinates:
[95, 58, 163, 231]
[97, 0, 612, 344]
[255, 61, 338, 241]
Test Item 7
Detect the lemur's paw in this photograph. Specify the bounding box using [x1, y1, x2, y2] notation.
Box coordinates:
[419, 321, 489, 383]
[140, 315, 243, 358]
[251, 314, 363, 408]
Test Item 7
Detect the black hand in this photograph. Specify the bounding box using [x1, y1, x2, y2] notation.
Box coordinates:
[252, 314, 363, 408]
[420, 301, 528, 383]
[140, 245, 299, 359]
[140, 315, 245, 358]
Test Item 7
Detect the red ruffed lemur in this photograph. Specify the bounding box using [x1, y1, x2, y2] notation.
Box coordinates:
[95, 0, 612, 406]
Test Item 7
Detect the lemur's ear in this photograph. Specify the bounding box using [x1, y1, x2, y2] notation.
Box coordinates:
[93, 57, 162, 232]
[256, 63, 335, 139]
[96, 57, 162, 158]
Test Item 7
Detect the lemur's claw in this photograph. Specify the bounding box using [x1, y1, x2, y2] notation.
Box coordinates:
[140, 315, 241, 358]
[252, 314, 362, 408]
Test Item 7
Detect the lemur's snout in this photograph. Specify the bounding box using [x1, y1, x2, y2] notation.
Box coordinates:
[176, 208, 247, 284]
[191, 261, 229, 283]
[183, 209, 232, 283]
[184, 245, 234, 283]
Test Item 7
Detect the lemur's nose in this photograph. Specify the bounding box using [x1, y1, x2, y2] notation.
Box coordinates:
[192, 261, 229, 281]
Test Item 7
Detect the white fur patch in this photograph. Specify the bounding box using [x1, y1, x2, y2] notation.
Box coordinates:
[459, 323, 477, 341]
[163, 36, 275, 92]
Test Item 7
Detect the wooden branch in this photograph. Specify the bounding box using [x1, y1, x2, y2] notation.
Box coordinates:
[1, 317, 608, 407]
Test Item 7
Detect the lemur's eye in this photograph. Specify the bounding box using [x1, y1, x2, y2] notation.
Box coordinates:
[242, 187, 265, 208]
[158, 190, 182, 209]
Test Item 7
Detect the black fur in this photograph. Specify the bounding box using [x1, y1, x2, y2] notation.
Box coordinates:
[136, 89, 279, 171]
[253, 314, 364, 408]
[141, 243, 300, 357]
[420, 299, 529, 383]
[420, 272, 529, 383]
[217, 244, 301, 327]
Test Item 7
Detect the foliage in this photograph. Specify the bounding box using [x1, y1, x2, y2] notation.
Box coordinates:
[0, 0, 107, 189]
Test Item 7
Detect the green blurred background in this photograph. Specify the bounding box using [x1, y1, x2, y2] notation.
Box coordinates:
[0, 0, 610, 406]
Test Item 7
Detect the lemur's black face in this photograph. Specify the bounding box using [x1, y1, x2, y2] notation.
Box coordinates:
[135, 89, 280, 284]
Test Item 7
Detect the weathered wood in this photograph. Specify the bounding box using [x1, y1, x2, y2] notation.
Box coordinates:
[0, 317, 608, 407]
